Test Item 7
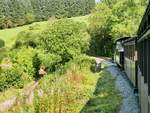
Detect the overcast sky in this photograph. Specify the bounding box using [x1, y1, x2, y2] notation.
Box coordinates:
[95, 0, 100, 3]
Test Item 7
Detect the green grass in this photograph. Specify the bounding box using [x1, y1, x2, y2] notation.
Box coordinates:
[0, 21, 48, 47]
[71, 15, 90, 25]
[0, 88, 18, 103]
[0, 48, 7, 62]
[80, 70, 122, 113]
[0, 81, 35, 103]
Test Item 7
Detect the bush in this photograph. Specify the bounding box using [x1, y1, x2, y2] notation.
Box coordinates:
[28, 24, 41, 30]
[32, 53, 41, 77]
[0, 48, 7, 63]
[9, 47, 36, 81]
[0, 17, 14, 29]
[37, 51, 62, 72]
[38, 19, 89, 64]
[0, 39, 5, 48]
[73, 55, 95, 69]
[25, 13, 35, 24]
[0, 65, 24, 91]
[14, 31, 37, 48]
[32, 50, 62, 78]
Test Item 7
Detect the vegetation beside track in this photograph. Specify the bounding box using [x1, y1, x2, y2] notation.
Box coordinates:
[4, 59, 122, 113]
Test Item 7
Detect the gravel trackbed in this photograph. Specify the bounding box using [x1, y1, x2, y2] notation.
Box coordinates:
[105, 61, 140, 113]
[95, 58, 139, 113]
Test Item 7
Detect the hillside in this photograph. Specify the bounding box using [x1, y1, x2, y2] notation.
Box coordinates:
[0, 0, 94, 29]
[0, 21, 48, 47]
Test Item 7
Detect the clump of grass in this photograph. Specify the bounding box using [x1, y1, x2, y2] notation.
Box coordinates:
[0, 88, 18, 103]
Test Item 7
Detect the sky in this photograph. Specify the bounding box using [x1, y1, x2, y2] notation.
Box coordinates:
[95, 0, 100, 3]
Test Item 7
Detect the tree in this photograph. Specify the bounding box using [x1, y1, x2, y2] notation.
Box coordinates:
[88, 0, 147, 56]
[38, 19, 89, 63]
[88, 3, 113, 56]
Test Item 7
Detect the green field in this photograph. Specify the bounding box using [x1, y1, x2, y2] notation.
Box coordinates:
[70, 15, 90, 25]
[0, 21, 48, 47]
[0, 15, 89, 48]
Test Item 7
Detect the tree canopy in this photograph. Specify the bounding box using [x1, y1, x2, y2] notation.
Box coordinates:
[88, 0, 147, 56]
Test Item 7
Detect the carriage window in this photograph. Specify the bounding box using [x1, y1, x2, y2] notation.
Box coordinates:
[116, 42, 124, 52]
[148, 38, 150, 94]
[144, 40, 147, 83]
[129, 45, 131, 60]
[138, 42, 143, 74]
[140, 41, 144, 76]
[144, 21, 147, 31]
[148, 14, 150, 26]
[132, 45, 134, 61]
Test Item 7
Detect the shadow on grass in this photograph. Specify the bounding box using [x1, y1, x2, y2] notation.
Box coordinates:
[80, 70, 122, 113]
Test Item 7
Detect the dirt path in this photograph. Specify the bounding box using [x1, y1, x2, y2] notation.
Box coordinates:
[0, 81, 38, 112]
[95, 58, 140, 113]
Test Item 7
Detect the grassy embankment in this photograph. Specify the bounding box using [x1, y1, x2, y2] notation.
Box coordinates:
[5, 61, 122, 113]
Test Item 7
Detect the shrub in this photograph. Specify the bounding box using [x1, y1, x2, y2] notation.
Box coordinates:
[9, 47, 36, 81]
[0, 17, 14, 29]
[37, 51, 62, 72]
[38, 19, 89, 63]
[0, 65, 24, 91]
[73, 55, 95, 69]
[14, 31, 37, 48]
[32, 50, 62, 78]
[28, 24, 41, 30]
[32, 53, 41, 77]
[0, 48, 6, 63]
[25, 13, 35, 24]
[0, 39, 5, 48]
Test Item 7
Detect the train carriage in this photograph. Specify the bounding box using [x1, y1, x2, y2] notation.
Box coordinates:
[114, 37, 129, 68]
[123, 38, 138, 88]
[136, 2, 150, 113]
[113, 1, 150, 113]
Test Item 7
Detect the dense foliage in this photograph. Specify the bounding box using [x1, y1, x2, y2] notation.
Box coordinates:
[88, 0, 147, 56]
[0, 19, 89, 91]
[0, 0, 95, 29]
[0, 65, 24, 91]
[38, 19, 89, 64]
[0, 48, 36, 91]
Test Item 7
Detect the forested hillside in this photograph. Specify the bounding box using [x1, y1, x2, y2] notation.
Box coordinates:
[0, 0, 95, 29]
